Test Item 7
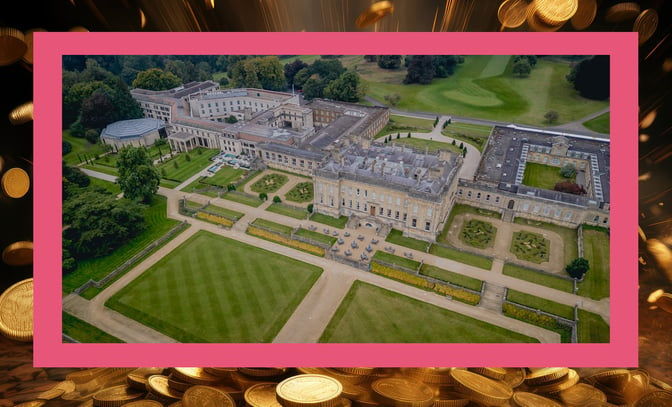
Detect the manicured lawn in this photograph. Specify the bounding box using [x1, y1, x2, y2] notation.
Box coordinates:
[82, 162, 119, 176]
[319, 282, 537, 343]
[502, 263, 573, 293]
[420, 264, 483, 291]
[310, 213, 348, 229]
[106, 230, 323, 342]
[285, 182, 314, 203]
[577, 229, 610, 300]
[294, 228, 337, 246]
[266, 202, 308, 219]
[385, 229, 429, 252]
[522, 163, 572, 190]
[88, 177, 121, 195]
[506, 289, 575, 320]
[372, 251, 420, 271]
[62, 195, 182, 296]
[429, 244, 493, 270]
[460, 219, 497, 249]
[364, 56, 608, 127]
[156, 148, 219, 182]
[63, 130, 109, 166]
[577, 310, 609, 343]
[510, 231, 550, 263]
[221, 191, 263, 207]
[62, 312, 124, 343]
[376, 114, 434, 138]
[251, 218, 293, 235]
[184, 199, 204, 211]
[378, 136, 462, 155]
[202, 203, 244, 220]
[182, 167, 247, 193]
[438, 204, 501, 243]
[441, 122, 493, 152]
[582, 112, 610, 134]
[250, 173, 288, 193]
[514, 218, 578, 266]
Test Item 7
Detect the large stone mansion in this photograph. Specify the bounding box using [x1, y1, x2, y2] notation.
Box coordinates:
[115, 81, 609, 241]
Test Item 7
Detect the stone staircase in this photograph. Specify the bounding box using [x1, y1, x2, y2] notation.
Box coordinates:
[478, 282, 506, 313]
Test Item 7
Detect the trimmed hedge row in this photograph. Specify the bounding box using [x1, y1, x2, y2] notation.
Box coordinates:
[247, 226, 325, 257]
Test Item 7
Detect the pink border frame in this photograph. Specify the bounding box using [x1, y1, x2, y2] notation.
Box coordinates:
[34, 32, 637, 367]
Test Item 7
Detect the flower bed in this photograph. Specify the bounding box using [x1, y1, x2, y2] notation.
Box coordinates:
[196, 211, 234, 228]
[247, 226, 325, 257]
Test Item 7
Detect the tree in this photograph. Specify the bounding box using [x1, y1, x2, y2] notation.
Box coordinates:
[80, 90, 115, 130]
[432, 55, 460, 78]
[84, 129, 100, 144]
[273, 195, 281, 203]
[566, 55, 609, 100]
[462, 149, 467, 157]
[116, 147, 160, 203]
[293, 67, 311, 89]
[383, 93, 401, 106]
[459, 142, 464, 149]
[512, 59, 531, 77]
[259, 192, 268, 201]
[302, 77, 324, 100]
[164, 59, 198, 83]
[407, 133, 411, 138]
[554, 181, 586, 195]
[364, 55, 377, 62]
[377, 55, 402, 70]
[309, 58, 345, 82]
[544, 110, 559, 124]
[63, 141, 73, 155]
[566, 257, 590, 279]
[404, 56, 435, 84]
[132, 68, 181, 91]
[225, 115, 238, 123]
[452, 139, 456, 146]
[284, 59, 309, 87]
[307, 203, 314, 213]
[230, 56, 286, 91]
[396, 134, 401, 139]
[323, 71, 364, 102]
[434, 116, 439, 127]
[227, 183, 236, 191]
[560, 163, 576, 178]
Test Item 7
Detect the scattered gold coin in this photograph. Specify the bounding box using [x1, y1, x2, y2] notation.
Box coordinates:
[355, 1, 394, 29]
[604, 2, 640, 23]
[634, 9, 659, 46]
[2, 241, 33, 266]
[570, 0, 596, 30]
[0, 278, 33, 341]
[1, 167, 30, 198]
[0, 27, 27, 66]
[498, 0, 529, 28]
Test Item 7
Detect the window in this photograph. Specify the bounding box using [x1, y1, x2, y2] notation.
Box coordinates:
[457, 188, 463, 196]
[292, 158, 296, 165]
[565, 211, 573, 220]
[395, 211, 399, 220]
[372, 192, 376, 200]
[554, 208, 562, 218]
[544, 206, 551, 215]
[467, 191, 472, 198]
[403, 213, 407, 222]
[413, 205, 418, 214]
[533, 205, 540, 213]
[396, 197, 401, 205]
[342, 198, 345, 206]
[523, 202, 530, 211]
[356, 188, 360, 196]
[364, 190, 368, 198]
[412, 219, 417, 228]
[388, 196, 392, 204]
[349, 200, 352, 208]
[427, 207, 433, 217]
[476, 192, 481, 199]
[380, 194, 385, 202]
[593, 215, 599, 222]
[387, 209, 392, 217]
[425, 222, 431, 231]
[356, 202, 360, 210]
[495, 196, 500, 203]
[379, 207, 384, 215]
[603, 217, 608, 224]
[364, 203, 368, 212]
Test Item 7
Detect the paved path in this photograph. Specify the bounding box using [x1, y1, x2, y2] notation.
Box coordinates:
[68, 162, 609, 343]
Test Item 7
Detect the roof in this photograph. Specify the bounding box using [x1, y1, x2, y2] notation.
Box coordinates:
[100, 118, 164, 140]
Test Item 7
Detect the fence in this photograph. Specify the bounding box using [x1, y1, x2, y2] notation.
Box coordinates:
[74, 221, 189, 295]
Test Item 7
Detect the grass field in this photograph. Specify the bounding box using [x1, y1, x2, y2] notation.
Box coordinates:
[522, 163, 573, 190]
[378, 136, 462, 155]
[63, 195, 182, 296]
[577, 229, 610, 300]
[506, 289, 575, 320]
[82, 162, 119, 176]
[310, 213, 348, 229]
[372, 251, 421, 270]
[420, 264, 483, 291]
[156, 148, 218, 183]
[88, 177, 121, 195]
[319, 282, 537, 343]
[266, 202, 308, 219]
[62, 312, 124, 343]
[385, 229, 430, 252]
[514, 218, 578, 266]
[429, 244, 493, 270]
[582, 112, 610, 134]
[577, 310, 609, 343]
[63, 131, 109, 166]
[364, 56, 608, 127]
[202, 203, 244, 220]
[183, 167, 247, 192]
[106, 230, 322, 342]
[251, 218, 294, 235]
[502, 263, 573, 293]
[376, 114, 435, 138]
[294, 228, 337, 246]
[441, 122, 493, 152]
[221, 191, 264, 207]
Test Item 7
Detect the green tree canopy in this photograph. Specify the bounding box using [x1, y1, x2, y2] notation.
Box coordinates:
[566, 257, 590, 279]
[567, 55, 610, 100]
[323, 71, 364, 102]
[404, 56, 435, 84]
[377, 55, 402, 70]
[512, 59, 532, 77]
[230, 56, 286, 91]
[132, 68, 182, 91]
[116, 147, 160, 203]
[284, 59, 309, 87]
[80, 90, 115, 130]
[302, 77, 324, 100]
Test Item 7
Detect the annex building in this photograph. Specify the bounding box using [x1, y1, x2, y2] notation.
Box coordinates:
[128, 81, 610, 241]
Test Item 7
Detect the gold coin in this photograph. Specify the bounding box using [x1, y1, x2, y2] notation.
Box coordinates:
[585, 369, 631, 390]
[401, 368, 454, 386]
[650, 376, 672, 391]
[239, 368, 287, 378]
[0, 278, 33, 341]
[276, 374, 343, 407]
[182, 385, 236, 407]
[171, 368, 222, 385]
[634, 390, 672, 406]
[355, 1, 394, 29]
[468, 368, 507, 381]
[203, 367, 237, 377]
[604, 2, 640, 23]
[14, 402, 46, 407]
[36, 388, 65, 400]
[21, 28, 46, 66]
[321, 368, 369, 385]
[512, 391, 563, 406]
[0, 27, 27, 66]
[2, 167, 30, 198]
[526, 2, 564, 32]
[127, 368, 165, 390]
[147, 375, 183, 402]
[530, 369, 579, 394]
[534, 0, 578, 26]
[433, 389, 469, 407]
[9, 101, 34, 125]
[524, 368, 568, 386]
[245, 382, 283, 407]
[122, 402, 163, 407]
[570, 0, 596, 30]
[333, 368, 376, 376]
[559, 383, 607, 406]
[91, 384, 145, 406]
[498, 0, 529, 28]
[502, 368, 526, 388]
[450, 369, 513, 406]
[371, 377, 435, 407]
[2, 241, 33, 266]
[634, 9, 659, 46]
[167, 374, 193, 393]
